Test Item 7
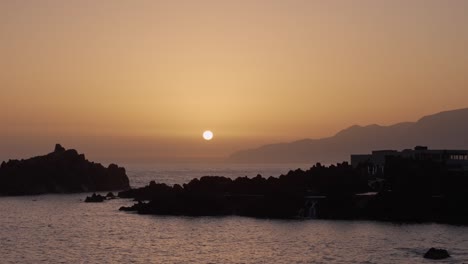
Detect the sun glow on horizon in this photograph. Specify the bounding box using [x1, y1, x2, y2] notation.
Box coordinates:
[1, 1, 468, 161]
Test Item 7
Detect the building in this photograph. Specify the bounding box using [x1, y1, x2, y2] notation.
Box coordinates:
[351, 146, 468, 174]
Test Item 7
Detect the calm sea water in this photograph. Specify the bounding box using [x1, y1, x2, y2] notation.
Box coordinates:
[124, 163, 314, 187]
[1, 164, 467, 263]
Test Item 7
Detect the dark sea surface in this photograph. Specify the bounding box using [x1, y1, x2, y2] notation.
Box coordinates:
[1, 164, 467, 263]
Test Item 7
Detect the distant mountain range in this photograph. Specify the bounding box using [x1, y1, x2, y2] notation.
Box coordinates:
[228, 108, 468, 164]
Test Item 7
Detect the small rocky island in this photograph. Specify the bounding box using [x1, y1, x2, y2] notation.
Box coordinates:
[0, 144, 130, 195]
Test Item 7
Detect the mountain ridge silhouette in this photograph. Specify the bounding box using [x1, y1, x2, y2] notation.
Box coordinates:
[229, 108, 468, 163]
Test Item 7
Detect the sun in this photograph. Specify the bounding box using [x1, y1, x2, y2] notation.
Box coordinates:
[203, 130, 214, 141]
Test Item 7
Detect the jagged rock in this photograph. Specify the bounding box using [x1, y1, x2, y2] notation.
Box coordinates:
[118, 162, 365, 218]
[117, 159, 468, 223]
[54, 144, 66, 153]
[119, 201, 148, 211]
[0, 144, 130, 196]
[85, 193, 106, 203]
[424, 248, 450, 260]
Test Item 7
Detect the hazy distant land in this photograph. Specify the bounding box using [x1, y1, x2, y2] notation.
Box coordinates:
[229, 108, 468, 163]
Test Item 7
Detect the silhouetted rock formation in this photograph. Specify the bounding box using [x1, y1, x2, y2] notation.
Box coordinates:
[119, 201, 148, 212]
[0, 144, 130, 195]
[120, 158, 468, 223]
[119, 162, 370, 218]
[229, 108, 468, 163]
[54, 143, 66, 153]
[85, 193, 106, 203]
[364, 156, 468, 224]
[424, 248, 450, 260]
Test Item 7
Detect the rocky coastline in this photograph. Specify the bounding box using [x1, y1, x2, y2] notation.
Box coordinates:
[118, 159, 468, 224]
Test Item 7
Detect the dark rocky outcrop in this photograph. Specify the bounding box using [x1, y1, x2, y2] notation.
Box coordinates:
[119, 201, 148, 212]
[363, 156, 468, 224]
[119, 162, 370, 218]
[85, 193, 106, 203]
[424, 248, 450, 260]
[119, 158, 468, 223]
[84, 192, 119, 202]
[0, 144, 130, 195]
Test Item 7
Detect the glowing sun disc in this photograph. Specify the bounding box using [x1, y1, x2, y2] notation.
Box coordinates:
[203, 130, 214, 140]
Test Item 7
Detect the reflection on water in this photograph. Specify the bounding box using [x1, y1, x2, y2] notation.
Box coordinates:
[1, 194, 467, 264]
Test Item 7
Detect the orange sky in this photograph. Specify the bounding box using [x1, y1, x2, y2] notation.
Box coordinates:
[1, 0, 468, 163]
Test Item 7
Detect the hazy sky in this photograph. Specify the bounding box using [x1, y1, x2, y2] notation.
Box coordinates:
[1, 0, 468, 162]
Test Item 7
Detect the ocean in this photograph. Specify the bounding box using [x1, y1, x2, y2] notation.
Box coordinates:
[1, 164, 467, 263]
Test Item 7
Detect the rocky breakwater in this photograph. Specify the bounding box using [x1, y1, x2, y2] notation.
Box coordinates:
[0, 144, 130, 195]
